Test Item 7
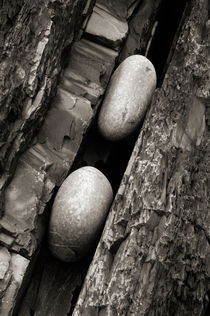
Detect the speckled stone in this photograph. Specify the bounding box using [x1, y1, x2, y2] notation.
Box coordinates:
[98, 55, 157, 141]
[48, 167, 113, 262]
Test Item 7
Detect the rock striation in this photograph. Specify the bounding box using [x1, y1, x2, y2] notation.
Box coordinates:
[0, 0, 94, 213]
[0, 5, 119, 262]
[0, 0, 133, 312]
[17, 0, 162, 313]
[85, 2, 128, 50]
[0, 246, 29, 315]
[73, 0, 210, 314]
[0, 0, 196, 314]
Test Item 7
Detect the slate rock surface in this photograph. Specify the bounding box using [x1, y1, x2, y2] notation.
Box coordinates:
[73, 0, 210, 314]
[0, 0, 91, 214]
[85, 2, 128, 50]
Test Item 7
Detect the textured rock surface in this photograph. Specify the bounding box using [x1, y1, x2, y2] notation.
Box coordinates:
[1, 159, 54, 257]
[0, 0, 93, 214]
[119, 0, 162, 62]
[2, 0, 208, 314]
[0, 27, 118, 260]
[0, 1, 104, 313]
[0, 0, 123, 312]
[0, 247, 29, 315]
[73, 0, 210, 314]
[85, 2, 128, 50]
[98, 55, 156, 141]
[96, 0, 141, 20]
[62, 39, 118, 100]
[48, 167, 113, 262]
[18, 246, 90, 316]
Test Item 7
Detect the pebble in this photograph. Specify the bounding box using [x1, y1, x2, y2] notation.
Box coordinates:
[48, 166, 113, 262]
[98, 55, 157, 141]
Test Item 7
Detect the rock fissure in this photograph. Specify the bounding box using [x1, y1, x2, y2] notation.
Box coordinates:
[0, 0, 209, 314]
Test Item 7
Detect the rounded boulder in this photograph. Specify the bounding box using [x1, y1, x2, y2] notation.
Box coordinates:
[98, 55, 157, 141]
[48, 166, 113, 262]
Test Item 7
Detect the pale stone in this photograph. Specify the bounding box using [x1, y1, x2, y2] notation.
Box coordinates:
[0, 247, 10, 279]
[0, 251, 29, 316]
[85, 3, 128, 45]
[48, 166, 113, 262]
[98, 55, 157, 141]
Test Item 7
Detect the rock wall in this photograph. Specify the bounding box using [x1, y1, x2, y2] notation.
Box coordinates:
[0, 0, 97, 314]
[14, 1, 164, 314]
[72, 0, 210, 315]
[1, 0, 208, 315]
[0, 0, 94, 213]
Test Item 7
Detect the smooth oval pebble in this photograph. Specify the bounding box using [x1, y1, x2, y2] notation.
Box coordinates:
[48, 166, 113, 262]
[98, 55, 157, 141]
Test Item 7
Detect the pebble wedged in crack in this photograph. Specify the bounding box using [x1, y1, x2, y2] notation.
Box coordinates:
[98, 55, 157, 141]
[72, 0, 210, 314]
[48, 166, 113, 262]
[0, 1, 120, 310]
[0, 36, 119, 259]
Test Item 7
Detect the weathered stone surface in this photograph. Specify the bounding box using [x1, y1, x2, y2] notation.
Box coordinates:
[0, 247, 29, 316]
[10, 0, 181, 312]
[0, 88, 93, 258]
[5, 0, 208, 314]
[0, 26, 119, 261]
[119, 0, 162, 62]
[85, 2, 128, 50]
[0, 160, 54, 257]
[98, 55, 156, 141]
[97, 0, 140, 20]
[205, 20, 210, 129]
[18, 246, 90, 316]
[73, 0, 210, 314]
[0, 1, 23, 51]
[48, 166, 113, 262]
[65, 39, 118, 89]
[38, 88, 93, 164]
[0, 0, 95, 215]
[61, 39, 118, 105]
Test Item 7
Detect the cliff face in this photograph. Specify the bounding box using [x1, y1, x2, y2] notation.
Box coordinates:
[0, 0, 94, 212]
[72, 0, 210, 315]
[0, 0, 97, 314]
[0, 0, 209, 315]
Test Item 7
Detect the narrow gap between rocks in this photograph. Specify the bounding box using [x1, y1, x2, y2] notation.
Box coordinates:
[71, 118, 140, 195]
[73, 0, 189, 194]
[16, 2, 189, 314]
[61, 2, 190, 308]
[147, 0, 189, 86]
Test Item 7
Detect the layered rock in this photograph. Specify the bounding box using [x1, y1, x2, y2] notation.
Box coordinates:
[73, 0, 210, 314]
[0, 0, 94, 213]
[0, 0, 126, 312]
[84, 2, 128, 50]
[119, 0, 162, 62]
[16, 0, 163, 313]
[0, 1, 100, 314]
[0, 40, 118, 261]
[0, 0, 203, 314]
[0, 247, 29, 315]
